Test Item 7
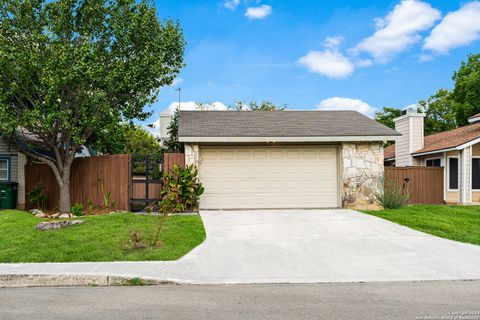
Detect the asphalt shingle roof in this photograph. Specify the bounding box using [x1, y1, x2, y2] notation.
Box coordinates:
[383, 122, 480, 159]
[178, 110, 400, 138]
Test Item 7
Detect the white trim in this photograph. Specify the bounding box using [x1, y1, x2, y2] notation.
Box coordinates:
[179, 136, 398, 143]
[471, 155, 480, 191]
[412, 147, 457, 157]
[468, 116, 480, 123]
[447, 156, 460, 192]
[409, 117, 413, 166]
[457, 137, 480, 149]
[411, 137, 480, 158]
[0, 158, 9, 181]
[425, 156, 442, 167]
[443, 152, 447, 201]
[393, 113, 427, 122]
[463, 148, 467, 204]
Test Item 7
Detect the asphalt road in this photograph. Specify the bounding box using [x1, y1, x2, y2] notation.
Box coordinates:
[0, 281, 479, 320]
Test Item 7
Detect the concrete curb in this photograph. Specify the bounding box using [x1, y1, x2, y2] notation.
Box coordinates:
[0, 274, 178, 288]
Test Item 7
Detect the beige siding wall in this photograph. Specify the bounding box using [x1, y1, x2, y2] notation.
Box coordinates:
[411, 116, 424, 152]
[394, 118, 410, 167]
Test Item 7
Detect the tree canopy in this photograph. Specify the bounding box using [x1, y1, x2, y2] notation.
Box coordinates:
[0, 0, 185, 212]
[374, 107, 402, 130]
[228, 100, 286, 111]
[94, 124, 161, 155]
[418, 88, 456, 135]
[452, 54, 480, 126]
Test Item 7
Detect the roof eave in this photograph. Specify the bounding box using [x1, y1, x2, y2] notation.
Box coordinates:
[179, 135, 399, 143]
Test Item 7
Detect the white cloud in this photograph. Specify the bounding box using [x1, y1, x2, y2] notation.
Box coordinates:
[424, 2, 480, 53]
[353, 0, 441, 62]
[245, 5, 272, 19]
[144, 119, 161, 138]
[317, 97, 376, 116]
[170, 77, 183, 87]
[298, 50, 354, 79]
[224, 0, 240, 10]
[325, 36, 344, 49]
[418, 54, 433, 62]
[167, 101, 227, 113]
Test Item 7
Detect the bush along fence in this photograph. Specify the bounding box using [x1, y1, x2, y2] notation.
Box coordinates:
[384, 166, 444, 204]
[25, 153, 186, 212]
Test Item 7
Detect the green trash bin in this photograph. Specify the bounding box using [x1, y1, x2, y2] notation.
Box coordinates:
[0, 182, 18, 209]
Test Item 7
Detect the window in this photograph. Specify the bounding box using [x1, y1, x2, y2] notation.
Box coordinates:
[472, 158, 480, 190]
[426, 158, 441, 167]
[448, 157, 459, 190]
[0, 159, 9, 181]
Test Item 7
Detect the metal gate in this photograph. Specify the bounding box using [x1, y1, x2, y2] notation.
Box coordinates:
[130, 154, 163, 211]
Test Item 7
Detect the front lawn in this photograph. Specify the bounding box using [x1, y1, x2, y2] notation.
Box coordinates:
[363, 205, 480, 245]
[0, 210, 205, 263]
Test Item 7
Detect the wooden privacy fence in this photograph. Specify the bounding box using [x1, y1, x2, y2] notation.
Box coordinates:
[26, 153, 186, 211]
[163, 152, 186, 174]
[25, 155, 131, 211]
[384, 166, 444, 204]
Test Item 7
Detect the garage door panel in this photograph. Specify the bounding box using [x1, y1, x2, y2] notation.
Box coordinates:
[199, 146, 338, 209]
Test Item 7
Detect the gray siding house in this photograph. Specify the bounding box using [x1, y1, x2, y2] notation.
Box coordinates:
[0, 140, 26, 209]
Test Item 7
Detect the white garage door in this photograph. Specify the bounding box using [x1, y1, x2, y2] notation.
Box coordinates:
[198, 146, 339, 209]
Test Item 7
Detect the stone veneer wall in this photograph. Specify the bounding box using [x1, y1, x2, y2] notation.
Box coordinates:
[342, 142, 383, 210]
[184, 144, 199, 167]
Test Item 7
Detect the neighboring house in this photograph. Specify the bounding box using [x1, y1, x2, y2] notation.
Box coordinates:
[161, 110, 399, 210]
[0, 140, 27, 209]
[384, 108, 480, 205]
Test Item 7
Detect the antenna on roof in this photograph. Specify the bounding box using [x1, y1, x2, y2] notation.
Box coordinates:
[175, 87, 181, 111]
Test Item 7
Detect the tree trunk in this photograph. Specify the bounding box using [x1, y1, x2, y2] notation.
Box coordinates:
[58, 179, 71, 213]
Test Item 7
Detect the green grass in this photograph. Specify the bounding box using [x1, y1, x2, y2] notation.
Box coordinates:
[363, 205, 480, 245]
[0, 210, 206, 263]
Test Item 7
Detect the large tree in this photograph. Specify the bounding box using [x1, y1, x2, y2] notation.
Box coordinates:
[0, 0, 184, 212]
[418, 88, 456, 135]
[452, 54, 480, 126]
[374, 107, 402, 129]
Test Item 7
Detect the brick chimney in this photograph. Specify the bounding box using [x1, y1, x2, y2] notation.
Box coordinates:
[393, 107, 426, 167]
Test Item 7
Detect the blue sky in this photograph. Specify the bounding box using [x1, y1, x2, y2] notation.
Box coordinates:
[145, 0, 480, 131]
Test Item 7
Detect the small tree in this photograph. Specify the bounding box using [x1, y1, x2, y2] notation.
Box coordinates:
[0, 0, 185, 212]
[162, 107, 183, 152]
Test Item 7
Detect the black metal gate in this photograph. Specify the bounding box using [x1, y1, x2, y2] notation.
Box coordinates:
[130, 154, 163, 212]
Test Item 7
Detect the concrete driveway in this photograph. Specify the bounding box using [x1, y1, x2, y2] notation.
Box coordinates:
[2, 209, 480, 284]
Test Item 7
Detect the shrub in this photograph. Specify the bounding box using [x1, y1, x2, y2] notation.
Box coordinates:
[375, 177, 409, 209]
[28, 184, 48, 210]
[160, 165, 204, 213]
[71, 203, 84, 216]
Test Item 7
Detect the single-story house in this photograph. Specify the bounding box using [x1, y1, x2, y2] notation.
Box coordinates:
[384, 108, 480, 205]
[0, 140, 27, 209]
[161, 110, 400, 210]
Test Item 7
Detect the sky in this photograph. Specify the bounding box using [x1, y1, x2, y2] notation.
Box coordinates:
[144, 0, 480, 134]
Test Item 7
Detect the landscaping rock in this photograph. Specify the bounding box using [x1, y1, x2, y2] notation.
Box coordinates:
[34, 213, 50, 218]
[30, 209, 44, 215]
[35, 220, 84, 231]
[58, 213, 73, 219]
[50, 213, 61, 219]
